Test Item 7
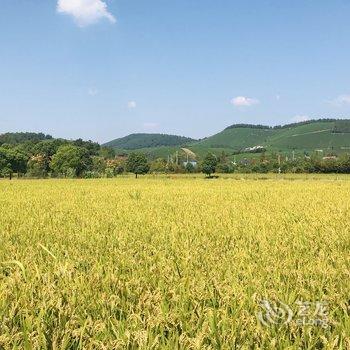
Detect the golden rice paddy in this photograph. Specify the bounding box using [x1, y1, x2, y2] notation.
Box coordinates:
[0, 176, 349, 349]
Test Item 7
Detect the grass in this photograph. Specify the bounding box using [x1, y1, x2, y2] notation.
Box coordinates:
[145, 122, 350, 159]
[0, 176, 350, 349]
[193, 128, 276, 149]
[107, 121, 350, 160]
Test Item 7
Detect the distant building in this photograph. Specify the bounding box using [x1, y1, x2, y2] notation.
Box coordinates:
[240, 158, 249, 165]
[322, 156, 337, 160]
[244, 145, 266, 153]
[183, 161, 197, 168]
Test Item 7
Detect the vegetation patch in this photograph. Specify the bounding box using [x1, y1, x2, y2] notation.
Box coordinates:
[0, 178, 349, 348]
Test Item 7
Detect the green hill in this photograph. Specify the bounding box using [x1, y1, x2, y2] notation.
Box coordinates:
[101, 119, 350, 160]
[103, 133, 196, 150]
[191, 119, 350, 155]
[194, 127, 276, 149]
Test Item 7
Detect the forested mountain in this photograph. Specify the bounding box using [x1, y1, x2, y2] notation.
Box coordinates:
[103, 133, 196, 150]
[193, 119, 350, 154]
[102, 119, 350, 159]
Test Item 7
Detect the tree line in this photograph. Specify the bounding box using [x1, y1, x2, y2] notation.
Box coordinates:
[0, 134, 155, 179]
[224, 118, 349, 131]
[2, 133, 350, 178]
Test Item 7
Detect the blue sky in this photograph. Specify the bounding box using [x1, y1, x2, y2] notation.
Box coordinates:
[1, 0, 350, 143]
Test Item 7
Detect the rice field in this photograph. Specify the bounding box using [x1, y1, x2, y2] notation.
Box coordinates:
[0, 176, 350, 349]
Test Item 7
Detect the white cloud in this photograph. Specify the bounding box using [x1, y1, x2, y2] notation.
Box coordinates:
[275, 94, 281, 101]
[143, 122, 159, 130]
[329, 94, 350, 107]
[88, 88, 98, 96]
[290, 115, 310, 123]
[57, 0, 116, 27]
[127, 101, 137, 109]
[230, 96, 259, 107]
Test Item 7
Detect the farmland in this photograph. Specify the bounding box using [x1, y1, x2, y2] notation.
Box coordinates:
[0, 176, 350, 349]
[104, 120, 350, 160]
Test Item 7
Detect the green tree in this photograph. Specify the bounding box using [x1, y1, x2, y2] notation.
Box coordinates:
[185, 162, 195, 173]
[217, 162, 232, 173]
[73, 139, 100, 156]
[9, 149, 27, 175]
[150, 158, 167, 173]
[27, 155, 48, 177]
[99, 146, 115, 159]
[50, 145, 92, 177]
[126, 153, 150, 178]
[91, 156, 107, 174]
[0, 147, 27, 178]
[201, 153, 217, 177]
[105, 158, 125, 177]
[31, 139, 67, 172]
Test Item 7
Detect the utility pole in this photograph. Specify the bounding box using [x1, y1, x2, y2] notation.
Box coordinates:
[278, 154, 281, 174]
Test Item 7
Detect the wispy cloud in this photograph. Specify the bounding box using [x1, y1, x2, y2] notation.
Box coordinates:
[88, 88, 98, 96]
[290, 115, 310, 123]
[127, 101, 137, 109]
[230, 96, 259, 107]
[329, 94, 350, 107]
[57, 0, 116, 27]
